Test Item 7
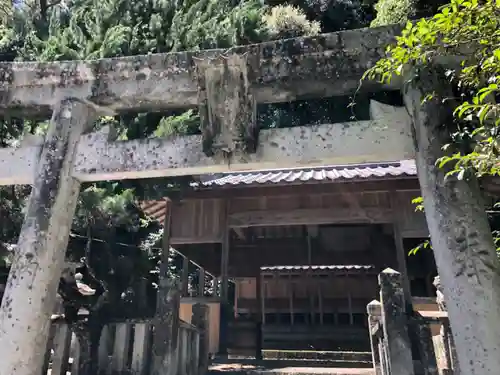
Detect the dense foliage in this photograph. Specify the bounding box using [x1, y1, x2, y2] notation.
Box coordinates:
[364, 0, 500, 255]
[366, 0, 500, 178]
[370, 0, 448, 26]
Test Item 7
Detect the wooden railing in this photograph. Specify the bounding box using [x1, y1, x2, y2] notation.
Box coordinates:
[44, 312, 209, 375]
[367, 269, 459, 375]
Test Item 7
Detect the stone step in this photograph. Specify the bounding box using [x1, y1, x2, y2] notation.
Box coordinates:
[209, 363, 374, 375]
[209, 357, 375, 375]
[215, 359, 373, 368]
[261, 350, 372, 363]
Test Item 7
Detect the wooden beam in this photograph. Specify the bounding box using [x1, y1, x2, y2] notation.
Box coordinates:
[0, 119, 414, 186]
[228, 207, 395, 227]
[0, 25, 401, 116]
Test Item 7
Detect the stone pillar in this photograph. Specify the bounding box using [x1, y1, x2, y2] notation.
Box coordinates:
[192, 303, 210, 375]
[379, 268, 414, 375]
[367, 300, 382, 375]
[0, 98, 96, 375]
[404, 65, 500, 375]
[152, 198, 181, 375]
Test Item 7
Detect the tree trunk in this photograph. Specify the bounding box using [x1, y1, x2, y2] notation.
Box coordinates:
[403, 65, 500, 375]
[0, 99, 96, 375]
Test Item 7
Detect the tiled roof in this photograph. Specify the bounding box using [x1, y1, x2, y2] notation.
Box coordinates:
[199, 160, 416, 187]
[260, 265, 375, 272]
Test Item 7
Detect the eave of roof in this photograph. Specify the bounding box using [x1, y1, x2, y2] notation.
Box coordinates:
[260, 265, 376, 273]
[197, 160, 416, 187]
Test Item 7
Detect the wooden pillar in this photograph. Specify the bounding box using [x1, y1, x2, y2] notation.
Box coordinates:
[218, 201, 230, 356]
[182, 256, 189, 297]
[152, 198, 181, 375]
[347, 292, 354, 326]
[255, 269, 263, 360]
[289, 275, 295, 326]
[220, 222, 230, 302]
[0, 99, 96, 375]
[198, 268, 206, 297]
[261, 276, 266, 325]
[392, 220, 412, 308]
[379, 268, 414, 375]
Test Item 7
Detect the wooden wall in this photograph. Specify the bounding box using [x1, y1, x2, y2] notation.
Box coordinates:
[394, 190, 429, 238]
[171, 199, 224, 244]
[170, 182, 429, 245]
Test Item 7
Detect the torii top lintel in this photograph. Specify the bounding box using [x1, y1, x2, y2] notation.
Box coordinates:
[0, 25, 400, 115]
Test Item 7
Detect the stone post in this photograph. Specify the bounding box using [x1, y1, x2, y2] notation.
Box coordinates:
[151, 280, 181, 375]
[152, 198, 181, 375]
[0, 99, 96, 375]
[192, 303, 210, 375]
[367, 300, 382, 375]
[379, 268, 414, 375]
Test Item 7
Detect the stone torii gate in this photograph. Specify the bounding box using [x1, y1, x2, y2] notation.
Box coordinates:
[0, 23, 499, 375]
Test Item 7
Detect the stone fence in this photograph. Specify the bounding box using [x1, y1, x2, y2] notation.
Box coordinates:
[43, 304, 209, 375]
[367, 269, 459, 375]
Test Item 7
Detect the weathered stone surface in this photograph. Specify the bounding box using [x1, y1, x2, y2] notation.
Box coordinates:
[0, 25, 401, 115]
[192, 303, 209, 375]
[0, 99, 96, 375]
[378, 268, 414, 375]
[195, 53, 257, 158]
[404, 65, 500, 375]
[0, 117, 414, 186]
[366, 300, 382, 375]
[152, 199, 180, 375]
